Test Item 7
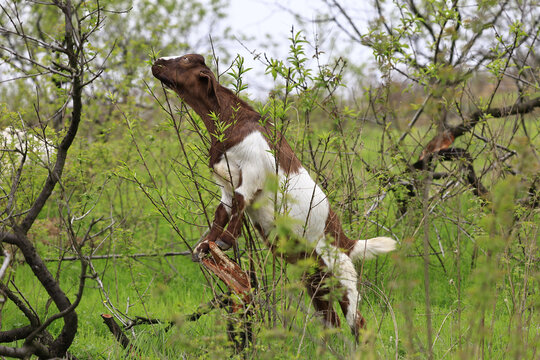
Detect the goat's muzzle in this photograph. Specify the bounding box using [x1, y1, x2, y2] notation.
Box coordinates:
[151, 60, 173, 88]
[151, 59, 165, 78]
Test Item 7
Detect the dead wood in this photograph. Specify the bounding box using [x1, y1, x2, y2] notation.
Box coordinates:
[101, 314, 131, 350]
[201, 242, 252, 305]
[396, 96, 540, 214]
[201, 242, 254, 352]
[419, 96, 540, 160]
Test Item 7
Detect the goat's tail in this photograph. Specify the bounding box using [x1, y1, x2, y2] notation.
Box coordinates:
[349, 237, 397, 261]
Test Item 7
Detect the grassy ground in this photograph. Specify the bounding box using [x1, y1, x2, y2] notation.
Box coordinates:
[5, 232, 536, 359]
[2, 115, 538, 359]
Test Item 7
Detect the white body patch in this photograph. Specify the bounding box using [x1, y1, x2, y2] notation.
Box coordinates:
[213, 131, 329, 241]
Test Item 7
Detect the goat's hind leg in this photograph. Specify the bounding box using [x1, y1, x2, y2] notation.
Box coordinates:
[304, 269, 341, 329]
[337, 257, 365, 339]
[337, 287, 366, 340]
[305, 261, 365, 339]
[334, 257, 365, 340]
[317, 244, 365, 339]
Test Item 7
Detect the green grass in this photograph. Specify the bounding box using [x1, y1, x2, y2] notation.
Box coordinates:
[4, 224, 537, 359]
[2, 113, 538, 359]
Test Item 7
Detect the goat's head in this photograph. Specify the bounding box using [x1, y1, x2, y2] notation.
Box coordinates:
[152, 54, 220, 111]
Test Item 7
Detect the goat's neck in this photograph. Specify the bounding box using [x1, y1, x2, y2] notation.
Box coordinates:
[182, 97, 220, 135]
[190, 85, 259, 142]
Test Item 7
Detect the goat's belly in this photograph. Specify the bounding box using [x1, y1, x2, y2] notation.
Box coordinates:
[246, 167, 329, 242]
[245, 198, 275, 237]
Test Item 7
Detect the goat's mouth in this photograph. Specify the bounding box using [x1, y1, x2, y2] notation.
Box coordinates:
[156, 77, 174, 90]
[151, 63, 174, 89]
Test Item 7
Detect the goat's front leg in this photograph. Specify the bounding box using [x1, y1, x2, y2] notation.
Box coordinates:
[192, 200, 230, 262]
[195, 152, 261, 257]
[214, 161, 262, 251]
[214, 191, 246, 251]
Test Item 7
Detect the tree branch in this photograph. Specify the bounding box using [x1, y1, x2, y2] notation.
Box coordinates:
[0, 326, 33, 343]
[101, 314, 131, 349]
[418, 96, 540, 160]
[0, 231, 19, 245]
[0, 282, 40, 329]
[454, 96, 540, 137]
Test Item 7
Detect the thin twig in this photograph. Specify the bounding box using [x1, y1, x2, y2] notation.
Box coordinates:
[43, 251, 191, 262]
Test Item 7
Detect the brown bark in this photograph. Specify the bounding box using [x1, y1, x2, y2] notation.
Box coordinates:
[201, 242, 252, 304]
[101, 314, 131, 350]
[200, 242, 253, 352]
[419, 96, 540, 160]
[405, 96, 540, 206]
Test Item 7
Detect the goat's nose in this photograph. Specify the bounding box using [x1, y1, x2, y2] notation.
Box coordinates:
[151, 62, 162, 76]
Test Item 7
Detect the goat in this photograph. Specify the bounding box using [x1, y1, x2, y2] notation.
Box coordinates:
[151, 54, 396, 337]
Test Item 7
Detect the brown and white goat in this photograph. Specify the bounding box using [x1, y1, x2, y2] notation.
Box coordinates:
[152, 54, 396, 337]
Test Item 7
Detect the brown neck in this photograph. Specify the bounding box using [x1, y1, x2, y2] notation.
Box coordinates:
[184, 83, 303, 173]
[181, 93, 220, 135]
[182, 85, 259, 141]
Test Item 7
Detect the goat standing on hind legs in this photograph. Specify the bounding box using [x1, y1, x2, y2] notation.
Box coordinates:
[152, 54, 397, 338]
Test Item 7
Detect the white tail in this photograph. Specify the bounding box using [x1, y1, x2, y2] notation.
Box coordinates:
[349, 237, 397, 261]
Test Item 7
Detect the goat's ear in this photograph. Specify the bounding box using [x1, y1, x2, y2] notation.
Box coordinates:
[199, 69, 220, 109]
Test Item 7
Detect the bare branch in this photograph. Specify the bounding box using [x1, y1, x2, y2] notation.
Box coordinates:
[407, 0, 436, 41]
[0, 282, 40, 328]
[44, 250, 191, 262]
[0, 45, 73, 77]
[455, 96, 540, 137]
[0, 27, 68, 53]
[0, 250, 11, 281]
[0, 231, 19, 245]
[453, 0, 509, 66]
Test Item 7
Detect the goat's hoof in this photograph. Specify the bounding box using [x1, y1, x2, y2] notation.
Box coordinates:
[192, 241, 210, 262]
[191, 252, 203, 262]
[215, 239, 231, 251]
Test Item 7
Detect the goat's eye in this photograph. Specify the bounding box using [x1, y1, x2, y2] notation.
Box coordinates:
[181, 57, 190, 63]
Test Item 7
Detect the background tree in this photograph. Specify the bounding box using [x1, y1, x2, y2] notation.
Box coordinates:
[294, 1, 539, 358]
[0, 0, 108, 357]
[0, 0, 233, 358]
[309, 0, 539, 201]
